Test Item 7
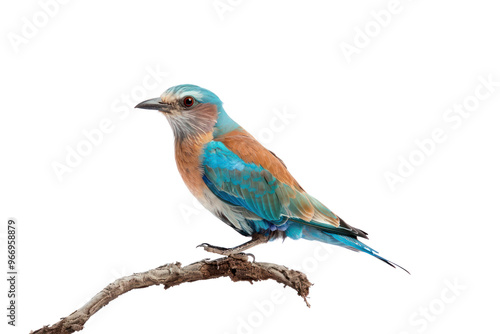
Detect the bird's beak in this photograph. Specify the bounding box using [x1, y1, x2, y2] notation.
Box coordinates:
[135, 98, 171, 113]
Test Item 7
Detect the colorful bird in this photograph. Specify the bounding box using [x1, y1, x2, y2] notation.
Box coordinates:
[136, 84, 407, 272]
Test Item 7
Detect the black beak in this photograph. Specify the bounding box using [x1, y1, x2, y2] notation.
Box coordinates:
[135, 98, 170, 113]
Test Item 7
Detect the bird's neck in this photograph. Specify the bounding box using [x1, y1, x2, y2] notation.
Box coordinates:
[166, 103, 218, 141]
[166, 104, 239, 142]
[212, 107, 240, 138]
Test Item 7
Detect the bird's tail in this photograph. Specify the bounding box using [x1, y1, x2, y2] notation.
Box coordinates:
[327, 233, 410, 274]
[296, 224, 409, 274]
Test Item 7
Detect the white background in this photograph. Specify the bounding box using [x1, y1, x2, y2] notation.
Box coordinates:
[1, 0, 500, 333]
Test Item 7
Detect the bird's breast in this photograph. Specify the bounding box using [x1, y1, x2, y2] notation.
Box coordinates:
[174, 133, 213, 198]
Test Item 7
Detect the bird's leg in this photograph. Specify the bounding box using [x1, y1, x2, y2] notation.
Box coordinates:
[197, 234, 268, 257]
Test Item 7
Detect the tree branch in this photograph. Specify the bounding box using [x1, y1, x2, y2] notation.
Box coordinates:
[31, 256, 312, 334]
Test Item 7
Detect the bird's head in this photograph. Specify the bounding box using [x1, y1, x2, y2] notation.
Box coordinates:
[135, 84, 238, 140]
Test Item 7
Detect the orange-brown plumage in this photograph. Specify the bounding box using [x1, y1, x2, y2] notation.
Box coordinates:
[175, 132, 213, 198]
[215, 128, 303, 190]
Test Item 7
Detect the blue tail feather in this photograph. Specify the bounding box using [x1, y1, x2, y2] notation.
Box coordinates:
[328, 233, 410, 274]
[285, 223, 409, 273]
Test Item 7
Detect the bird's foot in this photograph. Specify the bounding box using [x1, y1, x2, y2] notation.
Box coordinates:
[197, 235, 267, 261]
[197, 243, 256, 262]
[197, 243, 234, 256]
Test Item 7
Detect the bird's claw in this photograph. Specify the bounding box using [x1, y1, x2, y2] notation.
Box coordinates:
[197, 242, 231, 255]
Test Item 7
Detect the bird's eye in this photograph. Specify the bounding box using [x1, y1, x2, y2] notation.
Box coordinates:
[183, 96, 194, 108]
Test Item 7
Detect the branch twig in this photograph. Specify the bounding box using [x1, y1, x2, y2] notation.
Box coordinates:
[31, 256, 312, 334]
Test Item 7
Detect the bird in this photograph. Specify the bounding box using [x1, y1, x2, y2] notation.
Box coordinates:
[136, 84, 408, 273]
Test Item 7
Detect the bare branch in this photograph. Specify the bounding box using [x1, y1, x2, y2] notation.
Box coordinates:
[31, 256, 312, 334]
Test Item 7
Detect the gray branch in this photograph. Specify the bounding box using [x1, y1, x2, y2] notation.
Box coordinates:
[31, 256, 312, 334]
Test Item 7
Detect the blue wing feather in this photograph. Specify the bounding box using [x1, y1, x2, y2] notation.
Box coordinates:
[202, 141, 284, 223]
